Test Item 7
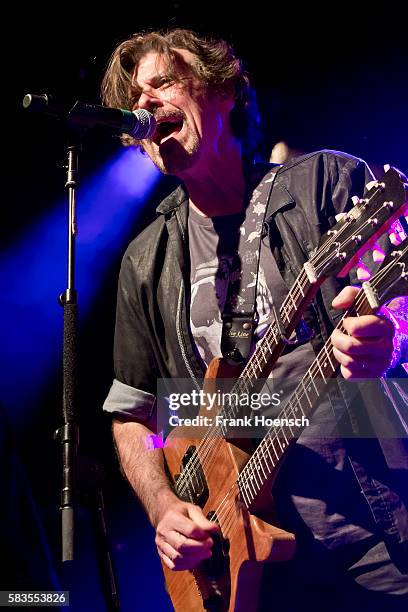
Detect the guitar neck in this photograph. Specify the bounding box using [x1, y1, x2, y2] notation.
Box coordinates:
[234, 267, 321, 393]
[237, 287, 376, 509]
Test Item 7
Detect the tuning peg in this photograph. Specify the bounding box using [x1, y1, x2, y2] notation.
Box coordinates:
[335, 212, 348, 221]
[365, 180, 379, 191]
[351, 195, 369, 209]
[372, 244, 386, 263]
[356, 261, 372, 281]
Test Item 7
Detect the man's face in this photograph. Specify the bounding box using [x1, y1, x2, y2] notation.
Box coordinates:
[132, 50, 233, 177]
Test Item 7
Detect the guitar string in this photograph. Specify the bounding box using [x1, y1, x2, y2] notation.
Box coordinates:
[237, 252, 406, 510]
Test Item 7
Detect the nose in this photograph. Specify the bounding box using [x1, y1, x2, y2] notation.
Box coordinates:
[137, 89, 163, 112]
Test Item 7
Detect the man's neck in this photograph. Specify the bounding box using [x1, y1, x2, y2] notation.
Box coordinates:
[181, 140, 246, 218]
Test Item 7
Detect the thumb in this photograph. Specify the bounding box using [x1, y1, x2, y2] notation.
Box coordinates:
[332, 285, 360, 309]
[188, 505, 219, 533]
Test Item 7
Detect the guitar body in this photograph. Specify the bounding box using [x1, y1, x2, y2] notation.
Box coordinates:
[162, 358, 296, 612]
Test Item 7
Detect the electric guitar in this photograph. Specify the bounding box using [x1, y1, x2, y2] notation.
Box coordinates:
[161, 167, 408, 611]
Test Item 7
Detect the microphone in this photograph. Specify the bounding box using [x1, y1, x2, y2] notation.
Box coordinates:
[23, 94, 156, 139]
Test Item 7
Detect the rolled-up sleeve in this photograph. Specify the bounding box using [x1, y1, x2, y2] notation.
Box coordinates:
[103, 378, 156, 422]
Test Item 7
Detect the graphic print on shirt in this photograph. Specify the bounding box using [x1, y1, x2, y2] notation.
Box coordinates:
[190, 253, 274, 367]
[190, 253, 238, 366]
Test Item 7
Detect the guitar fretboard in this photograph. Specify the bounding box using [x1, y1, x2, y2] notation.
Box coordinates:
[237, 292, 374, 508]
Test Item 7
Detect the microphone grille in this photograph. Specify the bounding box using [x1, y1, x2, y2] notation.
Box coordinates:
[131, 109, 156, 139]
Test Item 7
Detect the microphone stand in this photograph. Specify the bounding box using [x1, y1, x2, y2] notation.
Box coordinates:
[56, 128, 81, 564]
[53, 125, 120, 610]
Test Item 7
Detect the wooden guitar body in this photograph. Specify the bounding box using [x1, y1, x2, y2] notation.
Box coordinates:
[162, 358, 296, 612]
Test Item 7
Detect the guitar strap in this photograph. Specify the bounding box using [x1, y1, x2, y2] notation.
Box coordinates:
[221, 163, 280, 364]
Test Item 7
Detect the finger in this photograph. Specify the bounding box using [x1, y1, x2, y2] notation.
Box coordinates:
[332, 346, 388, 371]
[161, 508, 213, 540]
[163, 529, 213, 553]
[157, 542, 177, 569]
[187, 505, 219, 533]
[342, 315, 394, 339]
[157, 539, 212, 571]
[332, 346, 357, 369]
[159, 552, 175, 570]
[332, 286, 360, 309]
[332, 347, 390, 378]
[339, 363, 382, 379]
[331, 329, 393, 357]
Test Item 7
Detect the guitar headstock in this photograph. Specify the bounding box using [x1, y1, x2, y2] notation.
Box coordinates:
[311, 166, 408, 279]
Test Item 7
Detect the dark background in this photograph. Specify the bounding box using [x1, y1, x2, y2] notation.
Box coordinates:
[2, 2, 407, 610]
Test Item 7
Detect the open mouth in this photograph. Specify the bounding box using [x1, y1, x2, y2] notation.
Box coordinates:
[153, 117, 184, 144]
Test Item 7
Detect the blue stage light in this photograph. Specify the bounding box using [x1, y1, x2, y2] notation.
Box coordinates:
[0, 148, 160, 419]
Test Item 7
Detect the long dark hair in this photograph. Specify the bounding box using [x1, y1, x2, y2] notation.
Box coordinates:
[101, 28, 261, 159]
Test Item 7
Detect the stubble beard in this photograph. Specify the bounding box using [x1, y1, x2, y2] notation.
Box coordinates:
[144, 131, 200, 176]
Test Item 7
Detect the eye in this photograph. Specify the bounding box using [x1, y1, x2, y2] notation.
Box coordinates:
[158, 76, 174, 89]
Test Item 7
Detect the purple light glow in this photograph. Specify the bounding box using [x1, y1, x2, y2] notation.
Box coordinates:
[146, 431, 165, 450]
[389, 218, 407, 246]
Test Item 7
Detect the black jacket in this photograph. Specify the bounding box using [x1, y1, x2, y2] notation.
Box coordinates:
[111, 149, 373, 399]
